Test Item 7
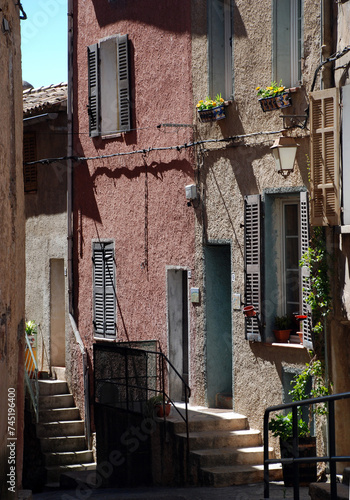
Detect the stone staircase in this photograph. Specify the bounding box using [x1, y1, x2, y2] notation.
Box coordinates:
[166, 406, 282, 487]
[37, 378, 95, 487]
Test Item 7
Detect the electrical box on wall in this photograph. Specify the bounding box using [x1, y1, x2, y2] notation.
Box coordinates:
[185, 184, 197, 200]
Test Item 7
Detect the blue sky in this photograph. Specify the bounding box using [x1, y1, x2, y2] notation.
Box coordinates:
[21, 0, 67, 88]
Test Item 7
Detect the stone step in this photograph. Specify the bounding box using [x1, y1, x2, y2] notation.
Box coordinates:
[39, 394, 74, 409]
[169, 408, 249, 433]
[309, 482, 349, 500]
[176, 429, 262, 450]
[37, 420, 85, 438]
[40, 435, 87, 453]
[38, 380, 69, 396]
[39, 407, 80, 423]
[191, 446, 274, 467]
[200, 463, 283, 487]
[44, 450, 94, 466]
[46, 463, 96, 484]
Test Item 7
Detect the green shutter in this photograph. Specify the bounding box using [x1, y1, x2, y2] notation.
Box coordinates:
[244, 195, 262, 341]
[87, 43, 100, 137]
[117, 34, 131, 132]
[93, 242, 116, 337]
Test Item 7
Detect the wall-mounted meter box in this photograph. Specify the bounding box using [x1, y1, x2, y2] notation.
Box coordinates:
[185, 184, 197, 200]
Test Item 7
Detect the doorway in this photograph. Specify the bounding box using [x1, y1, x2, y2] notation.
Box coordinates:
[205, 244, 232, 408]
[167, 269, 189, 401]
[50, 259, 65, 367]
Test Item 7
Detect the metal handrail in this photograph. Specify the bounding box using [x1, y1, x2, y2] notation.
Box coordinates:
[69, 314, 91, 450]
[24, 332, 39, 422]
[264, 391, 350, 499]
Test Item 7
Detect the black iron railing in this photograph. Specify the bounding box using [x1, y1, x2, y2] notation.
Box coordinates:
[94, 343, 191, 453]
[264, 391, 350, 499]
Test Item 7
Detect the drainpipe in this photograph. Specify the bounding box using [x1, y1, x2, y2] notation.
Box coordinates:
[67, 0, 74, 315]
[321, 0, 334, 89]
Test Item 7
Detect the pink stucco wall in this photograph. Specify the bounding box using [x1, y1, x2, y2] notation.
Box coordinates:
[73, 0, 195, 392]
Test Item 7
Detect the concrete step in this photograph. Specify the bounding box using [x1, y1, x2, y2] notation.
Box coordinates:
[44, 450, 94, 466]
[39, 394, 74, 409]
[46, 463, 96, 484]
[200, 463, 283, 487]
[40, 435, 87, 453]
[309, 482, 349, 500]
[176, 429, 262, 450]
[37, 420, 85, 438]
[169, 408, 249, 433]
[39, 407, 80, 423]
[38, 380, 69, 396]
[191, 446, 274, 467]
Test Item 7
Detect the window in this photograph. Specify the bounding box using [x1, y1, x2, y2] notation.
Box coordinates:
[208, 0, 233, 100]
[23, 132, 37, 192]
[244, 191, 312, 347]
[92, 242, 116, 338]
[88, 34, 131, 138]
[273, 0, 302, 88]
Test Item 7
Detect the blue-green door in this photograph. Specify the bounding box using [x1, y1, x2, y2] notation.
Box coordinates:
[205, 244, 232, 408]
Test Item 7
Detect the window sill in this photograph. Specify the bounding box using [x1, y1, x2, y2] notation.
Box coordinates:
[94, 337, 116, 342]
[262, 342, 306, 349]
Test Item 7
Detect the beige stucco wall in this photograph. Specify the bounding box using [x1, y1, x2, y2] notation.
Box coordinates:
[24, 111, 68, 374]
[190, 0, 323, 441]
[0, 2, 25, 497]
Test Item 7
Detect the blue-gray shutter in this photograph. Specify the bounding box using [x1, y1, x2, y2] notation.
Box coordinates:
[300, 191, 312, 349]
[87, 43, 100, 137]
[117, 34, 131, 132]
[93, 242, 116, 338]
[244, 195, 262, 341]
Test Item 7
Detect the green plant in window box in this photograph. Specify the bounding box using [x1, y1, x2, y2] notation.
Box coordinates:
[256, 81, 291, 112]
[196, 94, 226, 122]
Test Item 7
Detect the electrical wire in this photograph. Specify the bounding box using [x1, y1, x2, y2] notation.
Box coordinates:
[24, 128, 286, 166]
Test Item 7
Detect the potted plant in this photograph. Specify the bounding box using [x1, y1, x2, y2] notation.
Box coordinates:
[269, 360, 330, 486]
[146, 394, 171, 418]
[273, 315, 292, 342]
[256, 81, 291, 112]
[196, 94, 226, 122]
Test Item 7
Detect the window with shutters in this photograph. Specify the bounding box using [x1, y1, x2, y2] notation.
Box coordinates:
[273, 0, 302, 88]
[23, 132, 37, 192]
[309, 87, 340, 226]
[208, 0, 233, 100]
[93, 242, 116, 338]
[88, 34, 131, 138]
[244, 191, 312, 347]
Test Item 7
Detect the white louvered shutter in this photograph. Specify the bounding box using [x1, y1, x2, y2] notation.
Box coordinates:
[93, 242, 116, 337]
[87, 43, 100, 137]
[244, 195, 262, 341]
[300, 191, 313, 349]
[309, 88, 340, 226]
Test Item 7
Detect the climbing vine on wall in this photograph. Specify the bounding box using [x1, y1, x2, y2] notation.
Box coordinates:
[300, 226, 332, 358]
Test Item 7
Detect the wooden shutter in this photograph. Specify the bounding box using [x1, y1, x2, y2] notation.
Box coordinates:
[244, 195, 262, 341]
[87, 43, 100, 137]
[300, 191, 313, 349]
[117, 34, 131, 132]
[23, 133, 37, 192]
[309, 87, 340, 226]
[93, 242, 116, 338]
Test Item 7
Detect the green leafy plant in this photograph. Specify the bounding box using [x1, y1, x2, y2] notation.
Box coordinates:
[196, 93, 225, 111]
[25, 320, 37, 335]
[269, 360, 330, 440]
[274, 315, 292, 330]
[256, 80, 286, 99]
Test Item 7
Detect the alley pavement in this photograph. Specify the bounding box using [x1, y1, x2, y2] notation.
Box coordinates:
[32, 481, 311, 499]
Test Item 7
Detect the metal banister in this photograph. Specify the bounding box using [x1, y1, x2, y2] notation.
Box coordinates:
[264, 391, 350, 499]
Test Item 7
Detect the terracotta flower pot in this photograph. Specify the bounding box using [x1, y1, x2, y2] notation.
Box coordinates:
[155, 402, 171, 418]
[243, 305, 256, 317]
[273, 329, 292, 342]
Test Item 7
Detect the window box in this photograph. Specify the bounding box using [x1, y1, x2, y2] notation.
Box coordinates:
[198, 105, 226, 123]
[259, 92, 291, 112]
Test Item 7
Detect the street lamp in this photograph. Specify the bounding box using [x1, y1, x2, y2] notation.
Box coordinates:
[270, 136, 298, 176]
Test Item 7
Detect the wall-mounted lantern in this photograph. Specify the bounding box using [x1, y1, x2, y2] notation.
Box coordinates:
[270, 136, 298, 176]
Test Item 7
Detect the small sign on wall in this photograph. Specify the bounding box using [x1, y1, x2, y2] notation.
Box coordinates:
[190, 287, 200, 303]
[232, 293, 241, 310]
